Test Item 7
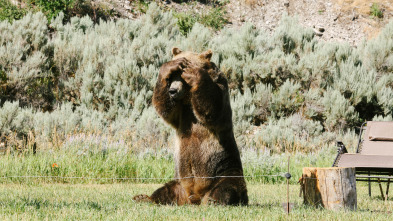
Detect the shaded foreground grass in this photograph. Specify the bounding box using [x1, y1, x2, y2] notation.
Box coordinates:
[1, 183, 393, 220]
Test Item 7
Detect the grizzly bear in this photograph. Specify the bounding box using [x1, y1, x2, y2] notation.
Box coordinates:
[133, 48, 248, 205]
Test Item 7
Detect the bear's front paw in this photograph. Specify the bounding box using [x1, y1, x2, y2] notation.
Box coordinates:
[160, 58, 190, 81]
[188, 195, 201, 204]
[181, 72, 198, 88]
[207, 197, 218, 205]
[182, 67, 203, 90]
[132, 194, 152, 203]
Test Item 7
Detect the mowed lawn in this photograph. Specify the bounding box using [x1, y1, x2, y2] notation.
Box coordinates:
[0, 183, 393, 220]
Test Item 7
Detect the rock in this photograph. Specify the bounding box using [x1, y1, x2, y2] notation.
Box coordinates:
[314, 29, 323, 36]
[316, 26, 325, 32]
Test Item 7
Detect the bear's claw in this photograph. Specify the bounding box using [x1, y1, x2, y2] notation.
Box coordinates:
[207, 197, 217, 205]
[133, 194, 152, 203]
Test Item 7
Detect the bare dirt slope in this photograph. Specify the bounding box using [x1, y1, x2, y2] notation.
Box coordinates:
[226, 0, 393, 45]
[109, 0, 393, 45]
[33, 0, 392, 45]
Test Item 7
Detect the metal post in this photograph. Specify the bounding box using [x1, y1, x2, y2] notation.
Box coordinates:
[378, 178, 385, 199]
[386, 173, 391, 201]
[386, 179, 390, 201]
[286, 156, 290, 214]
[282, 156, 292, 214]
[368, 171, 371, 197]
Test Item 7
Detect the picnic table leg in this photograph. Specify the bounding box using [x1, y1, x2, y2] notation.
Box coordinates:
[368, 171, 371, 197]
[386, 177, 391, 201]
[378, 178, 385, 199]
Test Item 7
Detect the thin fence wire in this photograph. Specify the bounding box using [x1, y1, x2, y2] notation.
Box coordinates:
[0, 174, 284, 181]
[0, 174, 354, 181]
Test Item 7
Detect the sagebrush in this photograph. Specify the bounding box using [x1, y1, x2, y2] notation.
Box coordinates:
[1, 4, 393, 154]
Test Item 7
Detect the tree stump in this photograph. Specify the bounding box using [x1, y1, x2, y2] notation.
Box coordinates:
[301, 167, 357, 211]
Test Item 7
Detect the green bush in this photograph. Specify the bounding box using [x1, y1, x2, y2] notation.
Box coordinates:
[199, 6, 227, 31]
[0, 0, 26, 22]
[173, 5, 228, 36]
[34, 0, 75, 21]
[173, 11, 197, 36]
[0, 0, 115, 24]
[370, 3, 383, 19]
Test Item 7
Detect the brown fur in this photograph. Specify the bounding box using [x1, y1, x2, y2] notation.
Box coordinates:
[133, 48, 248, 205]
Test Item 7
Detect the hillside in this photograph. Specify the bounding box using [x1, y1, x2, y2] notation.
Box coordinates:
[1, 1, 393, 155]
[109, 0, 393, 45]
[6, 0, 393, 45]
[226, 0, 393, 45]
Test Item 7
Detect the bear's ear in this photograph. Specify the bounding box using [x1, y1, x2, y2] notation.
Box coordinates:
[200, 49, 212, 61]
[172, 47, 182, 56]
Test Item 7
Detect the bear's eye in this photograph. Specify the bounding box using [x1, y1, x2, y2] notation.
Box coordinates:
[166, 76, 172, 83]
[167, 73, 179, 82]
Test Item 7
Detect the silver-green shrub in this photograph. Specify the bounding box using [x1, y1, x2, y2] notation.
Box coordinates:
[1, 4, 393, 154]
[0, 12, 53, 109]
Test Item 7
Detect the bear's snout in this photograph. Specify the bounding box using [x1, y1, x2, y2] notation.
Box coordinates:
[169, 88, 177, 96]
[169, 81, 184, 100]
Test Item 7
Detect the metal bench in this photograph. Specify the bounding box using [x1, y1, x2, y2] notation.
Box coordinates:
[333, 121, 393, 200]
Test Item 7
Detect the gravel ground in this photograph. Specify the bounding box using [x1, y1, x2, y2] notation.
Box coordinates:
[225, 0, 393, 45]
[92, 0, 393, 45]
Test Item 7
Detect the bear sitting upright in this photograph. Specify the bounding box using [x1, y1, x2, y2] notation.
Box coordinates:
[133, 48, 248, 205]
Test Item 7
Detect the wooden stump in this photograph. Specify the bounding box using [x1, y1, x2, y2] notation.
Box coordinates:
[301, 167, 357, 211]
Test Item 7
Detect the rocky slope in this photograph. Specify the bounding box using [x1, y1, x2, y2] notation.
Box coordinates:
[9, 0, 393, 45]
[226, 0, 393, 45]
[113, 0, 393, 46]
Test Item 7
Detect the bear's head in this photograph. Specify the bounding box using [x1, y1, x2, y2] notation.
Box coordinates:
[172, 47, 212, 68]
[168, 48, 212, 102]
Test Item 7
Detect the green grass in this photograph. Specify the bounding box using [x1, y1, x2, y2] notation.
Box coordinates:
[370, 3, 383, 19]
[0, 145, 335, 184]
[0, 151, 174, 184]
[0, 183, 392, 220]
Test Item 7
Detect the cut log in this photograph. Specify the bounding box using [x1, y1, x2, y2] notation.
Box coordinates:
[301, 167, 357, 211]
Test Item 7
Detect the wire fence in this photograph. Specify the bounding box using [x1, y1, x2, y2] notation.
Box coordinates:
[1, 170, 392, 214]
[0, 174, 285, 181]
[1, 156, 391, 215]
[0, 174, 350, 181]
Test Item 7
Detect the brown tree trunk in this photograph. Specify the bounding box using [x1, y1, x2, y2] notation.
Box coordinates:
[302, 167, 357, 211]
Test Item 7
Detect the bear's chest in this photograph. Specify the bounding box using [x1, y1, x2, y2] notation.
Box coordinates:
[175, 126, 222, 175]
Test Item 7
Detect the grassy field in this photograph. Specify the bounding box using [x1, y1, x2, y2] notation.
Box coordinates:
[1, 183, 393, 220]
[0, 145, 336, 185]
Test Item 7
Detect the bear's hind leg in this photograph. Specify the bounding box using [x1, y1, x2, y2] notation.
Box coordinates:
[203, 177, 248, 206]
[133, 180, 189, 205]
[151, 180, 189, 205]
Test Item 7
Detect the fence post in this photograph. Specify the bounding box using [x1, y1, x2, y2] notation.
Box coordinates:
[283, 156, 292, 214]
